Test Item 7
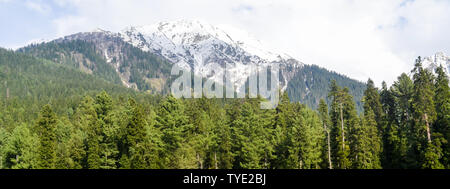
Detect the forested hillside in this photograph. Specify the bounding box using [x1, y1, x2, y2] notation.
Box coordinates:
[0, 48, 161, 128]
[0, 49, 447, 169]
[18, 41, 123, 85]
[19, 38, 173, 93]
[286, 64, 365, 111]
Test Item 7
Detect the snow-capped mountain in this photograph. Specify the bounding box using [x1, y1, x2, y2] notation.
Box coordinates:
[118, 19, 302, 91]
[421, 52, 450, 76]
[18, 19, 367, 110]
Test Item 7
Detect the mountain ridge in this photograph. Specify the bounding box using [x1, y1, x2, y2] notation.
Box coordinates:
[16, 19, 367, 110]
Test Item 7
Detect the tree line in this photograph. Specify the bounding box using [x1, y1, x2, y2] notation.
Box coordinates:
[0, 57, 448, 169]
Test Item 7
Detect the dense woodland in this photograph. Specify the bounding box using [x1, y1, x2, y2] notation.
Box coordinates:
[0, 47, 449, 169]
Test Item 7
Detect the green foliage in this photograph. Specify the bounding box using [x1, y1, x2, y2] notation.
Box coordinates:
[155, 95, 191, 168]
[328, 81, 355, 169]
[0, 48, 448, 169]
[318, 99, 332, 169]
[231, 100, 274, 169]
[1, 123, 38, 169]
[383, 74, 414, 168]
[36, 104, 58, 169]
[351, 79, 383, 169]
[411, 58, 438, 168]
[434, 65, 450, 168]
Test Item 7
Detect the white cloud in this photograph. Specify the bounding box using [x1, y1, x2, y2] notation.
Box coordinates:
[25, 0, 51, 14]
[29, 0, 450, 85]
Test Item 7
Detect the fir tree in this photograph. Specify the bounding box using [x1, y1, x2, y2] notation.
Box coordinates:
[389, 73, 414, 168]
[298, 106, 324, 169]
[121, 98, 151, 169]
[2, 123, 38, 169]
[155, 95, 190, 168]
[318, 99, 332, 169]
[411, 57, 442, 168]
[95, 91, 118, 169]
[353, 79, 382, 169]
[36, 104, 58, 169]
[328, 81, 352, 169]
[77, 96, 101, 169]
[433, 65, 449, 168]
[272, 92, 296, 168]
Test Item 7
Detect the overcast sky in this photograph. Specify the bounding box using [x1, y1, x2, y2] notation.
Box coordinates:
[1, 0, 449, 86]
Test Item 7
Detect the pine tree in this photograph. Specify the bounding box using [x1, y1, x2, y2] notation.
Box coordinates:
[94, 91, 118, 169]
[77, 96, 101, 169]
[388, 73, 414, 168]
[298, 106, 324, 169]
[0, 126, 6, 169]
[353, 79, 382, 169]
[363, 79, 385, 127]
[184, 98, 218, 169]
[121, 98, 151, 169]
[66, 128, 86, 169]
[223, 99, 244, 168]
[155, 95, 190, 168]
[2, 123, 38, 169]
[216, 104, 233, 169]
[36, 104, 58, 169]
[54, 118, 77, 169]
[318, 99, 332, 169]
[353, 108, 382, 169]
[380, 81, 395, 167]
[433, 65, 450, 168]
[232, 100, 273, 169]
[411, 57, 442, 168]
[271, 92, 296, 168]
[328, 81, 352, 169]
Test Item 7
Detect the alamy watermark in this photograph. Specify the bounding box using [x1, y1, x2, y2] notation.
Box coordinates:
[170, 63, 280, 109]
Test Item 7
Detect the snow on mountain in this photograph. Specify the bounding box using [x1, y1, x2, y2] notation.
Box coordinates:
[421, 52, 450, 76]
[118, 19, 302, 91]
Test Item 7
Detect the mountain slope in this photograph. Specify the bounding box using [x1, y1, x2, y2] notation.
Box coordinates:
[18, 40, 122, 85]
[119, 20, 303, 91]
[17, 20, 366, 110]
[0, 48, 136, 119]
[18, 31, 173, 93]
[287, 64, 365, 111]
[118, 20, 365, 109]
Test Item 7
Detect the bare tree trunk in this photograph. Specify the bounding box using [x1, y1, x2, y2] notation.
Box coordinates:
[197, 153, 203, 169]
[323, 122, 332, 169]
[214, 152, 218, 169]
[424, 114, 431, 143]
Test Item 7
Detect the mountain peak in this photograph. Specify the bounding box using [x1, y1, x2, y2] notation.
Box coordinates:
[421, 51, 450, 76]
[91, 27, 108, 33]
[120, 19, 293, 63]
[118, 19, 301, 91]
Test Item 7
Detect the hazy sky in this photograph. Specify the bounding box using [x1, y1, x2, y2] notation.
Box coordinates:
[1, 0, 449, 86]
